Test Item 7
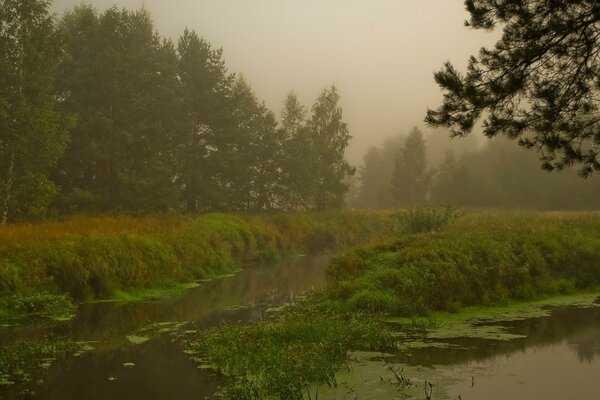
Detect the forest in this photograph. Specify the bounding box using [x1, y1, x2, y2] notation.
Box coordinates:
[2, 1, 600, 400]
[1, 2, 354, 222]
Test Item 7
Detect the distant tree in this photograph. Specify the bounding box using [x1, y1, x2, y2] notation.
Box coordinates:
[431, 151, 459, 204]
[54, 6, 181, 213]
[356, 134, 405, 208]
[356, 147, 383, 208]
[176, 29, 233, 212]
[0, 0, 70, 223]
[426, 0, 600, 176]
[391, 128, 432, 206]
[307, 85, 355, 210]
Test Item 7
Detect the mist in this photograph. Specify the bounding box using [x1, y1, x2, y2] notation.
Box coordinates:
[51, 0, 498, 165]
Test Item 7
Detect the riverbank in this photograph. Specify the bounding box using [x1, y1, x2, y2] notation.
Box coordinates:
[190, 210, 600, 399]
[0, 211, 398, 320]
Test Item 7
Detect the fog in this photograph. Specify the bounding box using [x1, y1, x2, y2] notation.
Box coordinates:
[51, 0, 498, 165]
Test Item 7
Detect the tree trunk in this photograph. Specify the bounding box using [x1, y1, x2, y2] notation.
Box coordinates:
[2, 152, 15, 225]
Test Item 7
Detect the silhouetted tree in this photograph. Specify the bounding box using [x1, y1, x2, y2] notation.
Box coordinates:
[426, 0, 600, 176]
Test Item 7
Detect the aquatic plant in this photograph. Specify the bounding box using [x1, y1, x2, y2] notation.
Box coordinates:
[187, 302, 395, 400]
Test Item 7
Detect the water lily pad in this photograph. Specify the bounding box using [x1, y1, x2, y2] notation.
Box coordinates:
[123, 362, 135, 368]
[126, 335, 150, 345]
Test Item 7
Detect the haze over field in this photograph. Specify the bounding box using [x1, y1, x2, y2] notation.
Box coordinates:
[52, 0, 498, 164]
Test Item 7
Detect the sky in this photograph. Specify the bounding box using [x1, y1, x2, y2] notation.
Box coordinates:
[51, 0, 500, 165]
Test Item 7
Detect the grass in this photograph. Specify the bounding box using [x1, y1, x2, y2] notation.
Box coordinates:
[0, 211, 400, 318]
[326, 210, 600, 316]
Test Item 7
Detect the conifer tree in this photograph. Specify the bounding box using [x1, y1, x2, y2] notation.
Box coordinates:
[426, 0, 600, 176]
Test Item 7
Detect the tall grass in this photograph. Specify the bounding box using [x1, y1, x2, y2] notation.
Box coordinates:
[0, 211, 400, 314]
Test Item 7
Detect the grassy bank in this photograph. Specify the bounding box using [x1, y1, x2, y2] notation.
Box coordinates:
[326, 210, 600, 315]
[0, 211, 398, 319]
[189, 210, 600, 399]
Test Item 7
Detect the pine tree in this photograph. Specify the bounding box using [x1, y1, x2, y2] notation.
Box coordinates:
[176, 29, 233, 212]
[426, 0, 600, 176]
[0, 0, 70, 222]
[54, 6, 181, 213]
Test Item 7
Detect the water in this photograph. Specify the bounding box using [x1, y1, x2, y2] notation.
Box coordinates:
[429, 306, 600, 400]
[2, 255, 600, 400]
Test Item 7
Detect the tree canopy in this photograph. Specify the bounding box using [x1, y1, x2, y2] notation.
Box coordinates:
[426, 0, 600, 176]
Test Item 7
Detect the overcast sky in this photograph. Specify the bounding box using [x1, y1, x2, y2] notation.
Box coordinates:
[51, 0, 499, 164]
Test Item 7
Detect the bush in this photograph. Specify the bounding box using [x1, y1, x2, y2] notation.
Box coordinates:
[398, 205, 462, 233]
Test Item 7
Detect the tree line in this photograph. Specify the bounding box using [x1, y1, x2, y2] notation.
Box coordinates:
[356, 128, 600, 210]
[0, 1, 354, 222]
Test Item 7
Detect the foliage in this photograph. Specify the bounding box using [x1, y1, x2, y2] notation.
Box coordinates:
[326, 211, 600, 316]
[426, 0, 600, 176]
[0, 0, 71, 223]
[187, 303, 394, 400]
[176, 28, 233, 212]
[54, 5, 181, 213]
[308, 85, 356, 210]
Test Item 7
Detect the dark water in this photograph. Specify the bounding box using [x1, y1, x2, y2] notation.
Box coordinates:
[0, 255, 330, 400]
[2, 256, 600, 400]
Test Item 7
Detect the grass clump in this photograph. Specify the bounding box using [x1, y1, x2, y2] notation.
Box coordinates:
[0, 292, 76, 320]
[187, 302, 395, 400]
[397, 205, 462, 233]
